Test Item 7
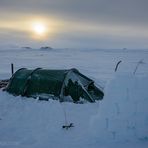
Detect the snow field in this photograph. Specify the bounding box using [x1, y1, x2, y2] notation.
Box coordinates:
[0, 47, 148, 147]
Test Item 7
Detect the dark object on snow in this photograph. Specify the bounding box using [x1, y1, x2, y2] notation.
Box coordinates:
[133, 59, 145, 75]
[22, 47, 32, 49]
[115, 60, 122, 72]
[0, 79, 9, 89]
[40, 46, 52, 50]
[5, 68, 104, 103]
[11, 63, 14, 76]
[62, 123, 74, 130]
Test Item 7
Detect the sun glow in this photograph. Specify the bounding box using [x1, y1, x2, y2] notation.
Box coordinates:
[30, 20, 52, 40]
[32, 22, 47, 35]
[0, 16, 61, 40]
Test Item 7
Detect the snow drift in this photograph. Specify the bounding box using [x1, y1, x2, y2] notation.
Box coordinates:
[91, 73, 148, 143]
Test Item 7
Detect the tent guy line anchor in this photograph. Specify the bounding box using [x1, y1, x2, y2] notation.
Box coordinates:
[62, 123, 74, 130]
[60, 102, 74, 130]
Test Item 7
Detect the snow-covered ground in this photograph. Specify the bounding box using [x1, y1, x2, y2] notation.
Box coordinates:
[0, 47, 148, 148]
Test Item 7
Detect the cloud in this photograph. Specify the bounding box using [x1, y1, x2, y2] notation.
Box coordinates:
[1, 0, 148, 26]
[0, 0, 148, 48]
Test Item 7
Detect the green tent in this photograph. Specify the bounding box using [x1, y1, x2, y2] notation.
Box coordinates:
[5, 68, 104, 103]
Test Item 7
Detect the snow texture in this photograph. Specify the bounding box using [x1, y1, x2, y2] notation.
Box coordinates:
[0, 47, 148, 147]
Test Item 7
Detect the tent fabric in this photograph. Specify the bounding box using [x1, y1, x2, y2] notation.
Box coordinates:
[6, 68, 104, 103]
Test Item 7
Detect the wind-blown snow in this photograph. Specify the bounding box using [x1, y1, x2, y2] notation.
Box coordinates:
[91, 74, 148, 143]
[0, 47, 148, 147]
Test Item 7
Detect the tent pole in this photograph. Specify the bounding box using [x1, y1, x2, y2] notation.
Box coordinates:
[11, 63, 14, 76]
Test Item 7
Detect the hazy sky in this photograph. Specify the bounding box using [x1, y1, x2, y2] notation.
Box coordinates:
[0, 0, 148, 48]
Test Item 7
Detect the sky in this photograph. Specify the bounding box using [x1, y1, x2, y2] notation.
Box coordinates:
[0, 0, 148, 49]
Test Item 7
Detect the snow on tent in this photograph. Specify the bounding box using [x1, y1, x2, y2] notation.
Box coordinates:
[5, 68, 104, 103]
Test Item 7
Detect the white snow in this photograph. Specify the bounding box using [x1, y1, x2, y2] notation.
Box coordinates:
[91, 74, 148, 143]
[0, 47, 148, 147]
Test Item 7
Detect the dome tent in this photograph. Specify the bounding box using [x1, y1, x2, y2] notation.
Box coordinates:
[5, 68, 104, 103]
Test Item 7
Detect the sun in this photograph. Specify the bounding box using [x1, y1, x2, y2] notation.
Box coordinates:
[30, 21, 49, 40]
[29, 19, 55, 40]
[32, 22, 46, 36]
[34, 24, 46, 35]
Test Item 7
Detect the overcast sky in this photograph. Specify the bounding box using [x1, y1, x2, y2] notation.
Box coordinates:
[0, 0, 148, 48]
